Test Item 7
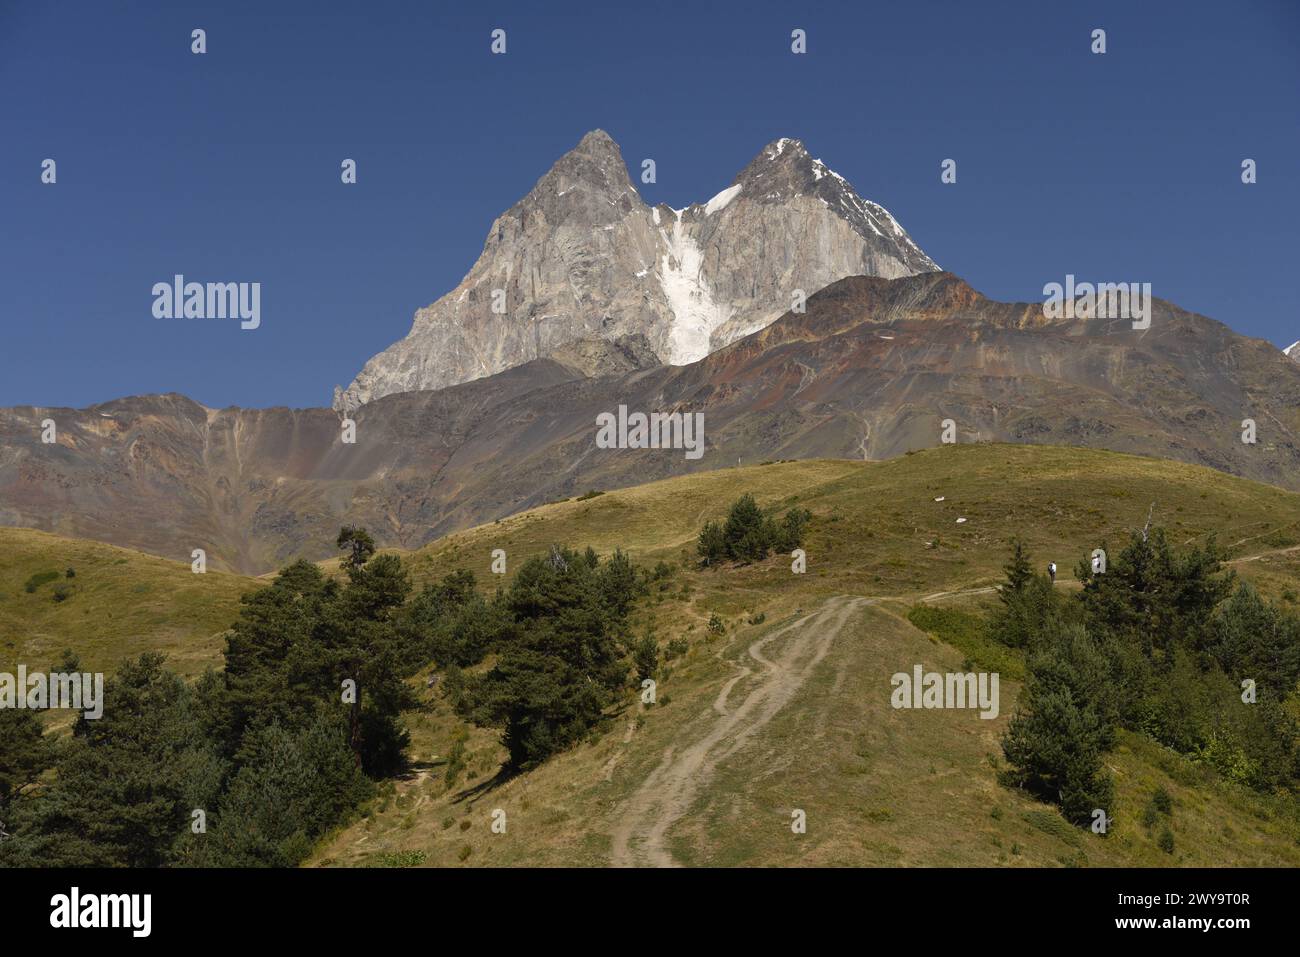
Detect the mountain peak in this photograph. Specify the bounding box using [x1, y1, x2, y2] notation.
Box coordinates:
[734, 137, 814, 189]
[335, 131, 941, 411]
[760, 136, 810, 161]
[734, 136, 873, 205]
[571, 128, 623, 163]
[541, 129, 630, 192]
[730, 137, 938, 272]
[578, 128, 617, 148]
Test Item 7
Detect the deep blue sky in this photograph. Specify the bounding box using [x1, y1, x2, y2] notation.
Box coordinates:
[2, 0, 1297, 410]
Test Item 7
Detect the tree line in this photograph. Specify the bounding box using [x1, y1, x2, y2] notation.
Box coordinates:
[0, 529, 646, 867]
[996, 528, 1300, 827]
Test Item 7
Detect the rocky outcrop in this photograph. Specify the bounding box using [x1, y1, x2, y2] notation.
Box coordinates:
[332, 130, 937, 412]
[548, 334, 661, 379]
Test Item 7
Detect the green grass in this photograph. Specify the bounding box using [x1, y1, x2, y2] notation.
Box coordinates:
[0, 528, 254, 678]
[23, 570, 61, 593]
[907, 605, 1026, 682]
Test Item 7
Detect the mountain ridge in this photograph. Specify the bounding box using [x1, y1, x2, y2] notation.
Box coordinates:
[332, 129, 939, 412]
[3, 272, 1298, 574]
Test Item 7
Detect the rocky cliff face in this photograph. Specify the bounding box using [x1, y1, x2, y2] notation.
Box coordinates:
[332, 130, 937, 412]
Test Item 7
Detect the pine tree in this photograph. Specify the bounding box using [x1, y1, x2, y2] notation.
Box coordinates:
[455, 548, 631, 770]
[999, 538, 1034, 603]
[723, 493, 769, 562]
[632, 633, 659, 683]
[697, 520, 726, 566]
[1001, 621, 1116, 825]
[336, 525, 376, 571]
[2, 654, 225, 867]
[0, 709, 54, 842]
[1078, 527, 1232, 664]
[1206, 582, 1300, 696]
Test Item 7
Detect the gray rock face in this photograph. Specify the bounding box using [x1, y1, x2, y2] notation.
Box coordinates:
[1286, 341, 1300, 363]
[332, 130, 938, 412]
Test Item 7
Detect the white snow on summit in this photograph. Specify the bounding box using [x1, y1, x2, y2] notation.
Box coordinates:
[705, 183, 742, 215]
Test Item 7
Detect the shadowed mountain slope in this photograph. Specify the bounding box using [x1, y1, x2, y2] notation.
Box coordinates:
[2, 273, 1297, 573]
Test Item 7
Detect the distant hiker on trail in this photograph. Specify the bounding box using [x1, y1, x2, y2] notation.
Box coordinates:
[1047, 562, 1057, 583]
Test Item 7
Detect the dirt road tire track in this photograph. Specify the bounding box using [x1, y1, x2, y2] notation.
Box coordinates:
[608, 539, 1300, 867]
[610, 595, 872, 867]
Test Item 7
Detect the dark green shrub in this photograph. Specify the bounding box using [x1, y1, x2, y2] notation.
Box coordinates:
[632, 634, 658, 682]
[1151, 785, 1173, 816]
[24, 571, 59, 593]
[697, 494, 812, 566]
[1158, 828, 1175, 854]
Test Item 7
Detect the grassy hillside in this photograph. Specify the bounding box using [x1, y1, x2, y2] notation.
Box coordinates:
[0, 528, 254, 678]
[4, 444, 1297, 866]
[314, 602, 1300, 869]
[380, 443, 1300, 607]
[309, 444, 1300, 868]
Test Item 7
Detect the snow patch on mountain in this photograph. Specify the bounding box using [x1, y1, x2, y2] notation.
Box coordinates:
[657, 217, 734, 363]
[705, 183, 743, 215]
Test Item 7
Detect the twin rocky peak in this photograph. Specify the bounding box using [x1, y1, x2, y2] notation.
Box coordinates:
[332, 130, 939, 413]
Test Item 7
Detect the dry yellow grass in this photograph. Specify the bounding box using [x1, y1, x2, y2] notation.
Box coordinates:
[5, 444, 1297, 866]
[0, 527, 254, 677]
[310, 445, 1300, 868]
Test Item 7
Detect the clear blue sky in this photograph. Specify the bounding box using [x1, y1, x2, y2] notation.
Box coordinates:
[2, 0, 1297, 409]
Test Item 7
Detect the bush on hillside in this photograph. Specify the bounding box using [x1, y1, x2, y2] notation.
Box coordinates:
[23, 571, 59, 594]
[697, 494, 811, 566]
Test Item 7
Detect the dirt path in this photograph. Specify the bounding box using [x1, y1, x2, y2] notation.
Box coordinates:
[610, 595, 872, 867]
[1229, 542, 1300, 565]
[608, 537, 1300, 867]
[601, 705, 643, 782]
